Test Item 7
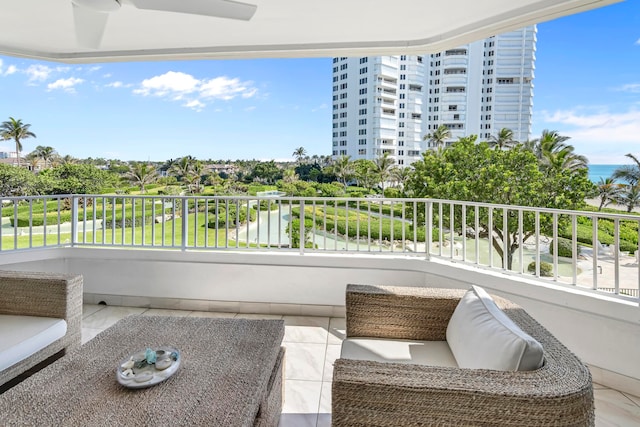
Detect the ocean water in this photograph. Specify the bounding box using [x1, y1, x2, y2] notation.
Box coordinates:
[588, 164, 623, 183]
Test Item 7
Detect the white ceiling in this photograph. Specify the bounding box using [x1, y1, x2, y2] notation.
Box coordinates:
[0, 0, 621, 63]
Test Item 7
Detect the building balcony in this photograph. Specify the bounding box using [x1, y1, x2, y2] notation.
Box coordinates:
[442, 57, 468, 67]
[1, 195, 639, 424]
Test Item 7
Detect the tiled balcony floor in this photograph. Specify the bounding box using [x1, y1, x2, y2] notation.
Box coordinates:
[82, 304, 640, 427]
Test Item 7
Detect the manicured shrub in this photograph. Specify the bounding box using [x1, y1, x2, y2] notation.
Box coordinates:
[550, 237, 575, 258]
[206, 203, 256, 228]
[383, 188, 402, 198]
[252, 200, 281, 211]
[528, 261, 553, 277]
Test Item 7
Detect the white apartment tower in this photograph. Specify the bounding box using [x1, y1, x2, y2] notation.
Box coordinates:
[331, 26, 536, 166]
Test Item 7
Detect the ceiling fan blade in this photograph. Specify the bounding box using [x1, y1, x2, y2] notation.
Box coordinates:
[73, 4, 109, 49]
[129, 0, 257, 21]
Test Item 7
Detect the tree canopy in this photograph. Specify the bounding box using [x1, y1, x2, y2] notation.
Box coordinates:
[406, 136, 594, 269]
[38, 164, 119, 194]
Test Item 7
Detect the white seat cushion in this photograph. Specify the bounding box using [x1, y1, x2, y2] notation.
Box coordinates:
[0, 315, 67, 372]
[340, 337, 458, 367]
[446, 285, 544, 371]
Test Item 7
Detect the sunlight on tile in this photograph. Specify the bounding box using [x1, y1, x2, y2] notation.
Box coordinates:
[284, 343, 326, 381]
[283, 316, 329, 344]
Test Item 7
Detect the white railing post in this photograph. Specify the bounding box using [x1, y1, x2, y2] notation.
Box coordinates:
[71, 196, 78, 247]
[426, 201, 432, 260]
[299, 200, 305, 255]
[181, 198, 188, 250]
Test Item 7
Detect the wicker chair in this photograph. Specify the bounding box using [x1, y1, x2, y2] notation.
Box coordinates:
[332, 284, 594, 426]
[0, 270, 83, 388]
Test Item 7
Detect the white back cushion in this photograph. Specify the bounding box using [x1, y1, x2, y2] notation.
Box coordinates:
[446, 285, 544, 371]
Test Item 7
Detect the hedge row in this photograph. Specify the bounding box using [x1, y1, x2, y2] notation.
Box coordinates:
[290, 206, 439, 243]
[206, 204, 256, 228]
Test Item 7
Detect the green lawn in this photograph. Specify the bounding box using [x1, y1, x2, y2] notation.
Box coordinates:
[0, 212, 251, 250]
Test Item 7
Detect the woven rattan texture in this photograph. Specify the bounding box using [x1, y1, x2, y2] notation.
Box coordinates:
[0, 315, 285, 426]
[0, 270, 83, 387]
[333, 284, 594, 426]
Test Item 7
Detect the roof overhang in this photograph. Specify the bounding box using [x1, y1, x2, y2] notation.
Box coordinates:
[0, 0, 622, 64]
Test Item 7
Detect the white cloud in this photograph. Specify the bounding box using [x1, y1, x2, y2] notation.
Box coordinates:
[24, 64, 53, 83]
[47, 77, 84, 93]
[106, 81, 124, 88]
[183, 99, 205, 112]
[540, 107, 640, 162]
[0, 60, 14, 77]
[616, 83, 640, 93]
[636, 38, 640, 45]
[134, 71, 200, 98]
[312, 103, 328, 112]
[133, 71, 257, 110]
[244, 106, 256, 112]
[199, 76, 252, 100]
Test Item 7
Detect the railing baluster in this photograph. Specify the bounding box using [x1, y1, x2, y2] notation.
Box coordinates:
[475, 206, 480, 265]
[552, 213, 559, 281]
[488, 208, 493, 268]
[300, 200, 306, 255]
[71, 196, 78, 247]
[3, 194, 639, 304]
[614, 218, 620, 294]
[426, 201, 432, 260]
[438, 202, 443, 257]
[518, 209, 524, 274]
[502, 208, 508, 270]
[461, 204, 466, 261]
[592, 216, 598, 290]
[535, 211, 540, 277]
[572, 214, 578, 285]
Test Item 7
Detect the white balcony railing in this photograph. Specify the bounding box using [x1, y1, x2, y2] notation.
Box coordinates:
[1, 194, 639, 304]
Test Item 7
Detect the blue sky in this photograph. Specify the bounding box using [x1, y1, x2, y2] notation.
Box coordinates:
[0, 1, 637, 164]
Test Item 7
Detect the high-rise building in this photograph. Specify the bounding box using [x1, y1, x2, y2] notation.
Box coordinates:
[331, 26, 536, 166]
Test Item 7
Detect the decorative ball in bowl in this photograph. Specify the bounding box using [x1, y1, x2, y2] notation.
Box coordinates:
[116, 346, 180, 389]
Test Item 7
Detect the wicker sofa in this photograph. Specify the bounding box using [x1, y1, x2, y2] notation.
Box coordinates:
[332, 284, 594, 426]
[0, 270, 83, 389]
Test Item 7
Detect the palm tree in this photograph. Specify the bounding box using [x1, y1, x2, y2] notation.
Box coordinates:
[489, 128, 516, 150]
[423, 125, 451, 151]
[127, 163, 158, 194]
[292, 147, 307, 165]
[352, 159, 377, 191]
[58, 154, 77, 165]
[0, 117, 36, 167]
[613, 153, 640, 185]
[390, 166, 411, 189]
[333, 155, 353, 187]
[170, 156, 195, 182]
[615, 184, 640, 213]
[188, 161, 205, 193]
[596, 177, 621, 211]
[536, 129, 587, 173]
[33, 145, 57, 169]
[282, 168, 299, 184]
[373, 153, 394, 194]
[24, 152, 40, 172]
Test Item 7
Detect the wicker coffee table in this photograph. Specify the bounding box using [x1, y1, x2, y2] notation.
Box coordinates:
[0, 315, 285, 426]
